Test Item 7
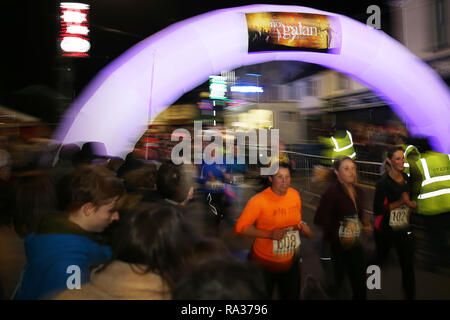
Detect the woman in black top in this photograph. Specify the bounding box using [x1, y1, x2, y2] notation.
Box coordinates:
[373, 145, 417, 299]
[314, 157, 372, 300]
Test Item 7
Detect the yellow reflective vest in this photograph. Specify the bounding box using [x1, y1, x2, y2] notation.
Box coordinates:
[415, 151, 450, 215]
[319, 130, 356, 164]
[403, 145, 420, 177]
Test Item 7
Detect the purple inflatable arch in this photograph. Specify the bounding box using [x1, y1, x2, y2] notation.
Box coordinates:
[55, 4, 450, 158]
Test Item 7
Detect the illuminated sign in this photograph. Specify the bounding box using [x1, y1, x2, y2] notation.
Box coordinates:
[209, 75, 227, 100]
[59, 2, 90, 57]
[246, 12, 341, 53]
[230, 85, 264, 93]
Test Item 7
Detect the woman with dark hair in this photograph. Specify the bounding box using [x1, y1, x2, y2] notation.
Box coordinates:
[314, 157, 371, 300]
[373, 146, 416, 299]
[54, 202, 198, 299]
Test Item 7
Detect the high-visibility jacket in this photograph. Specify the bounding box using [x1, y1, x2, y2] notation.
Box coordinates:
[415, 151, 450, 216]
[403, 145, 421, 177]
[269, 151, 290, 167]
[319, 130, 356, 164]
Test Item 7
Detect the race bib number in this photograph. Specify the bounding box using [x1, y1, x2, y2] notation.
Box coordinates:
[389, 205, 409, 229]
[273, 230, 301, 256]
[231, 174, 244, 185]
[339, 216, 361, 247]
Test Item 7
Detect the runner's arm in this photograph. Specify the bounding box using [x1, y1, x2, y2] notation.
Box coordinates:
[401, 192, 417, 209]
[239, 225, 286, 240]
[297, 221, 313, 238]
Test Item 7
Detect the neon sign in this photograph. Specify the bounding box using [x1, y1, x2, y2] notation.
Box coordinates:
[230, 85, 264, 93]
[209, 76, 227, 100]
[59, 2, 90, 57]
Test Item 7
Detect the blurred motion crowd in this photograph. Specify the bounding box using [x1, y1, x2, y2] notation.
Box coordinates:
[0, 120, 448, 300]
[0, 128, 268, 300]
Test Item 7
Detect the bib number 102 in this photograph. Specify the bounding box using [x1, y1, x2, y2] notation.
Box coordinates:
[389, 205, 409, 229]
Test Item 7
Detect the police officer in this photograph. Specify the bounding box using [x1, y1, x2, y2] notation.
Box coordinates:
[413, 151, 450, 271]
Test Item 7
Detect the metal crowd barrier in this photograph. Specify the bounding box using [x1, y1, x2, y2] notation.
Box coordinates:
[284, 150, 383, 190]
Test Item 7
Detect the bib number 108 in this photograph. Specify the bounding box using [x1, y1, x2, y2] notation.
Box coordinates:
[273, 230, 300, 255]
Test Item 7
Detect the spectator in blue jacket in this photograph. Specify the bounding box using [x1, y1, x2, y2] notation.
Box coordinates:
[15, 165, 125, 299]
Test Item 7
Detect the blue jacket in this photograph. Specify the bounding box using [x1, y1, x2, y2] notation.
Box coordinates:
[15, 223, 112, 299]
[198, 161, 226, 194]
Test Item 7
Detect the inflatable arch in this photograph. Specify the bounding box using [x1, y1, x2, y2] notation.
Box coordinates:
[55, 4, 450, 158]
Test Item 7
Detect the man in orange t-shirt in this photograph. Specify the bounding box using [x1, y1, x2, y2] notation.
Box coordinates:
[234, 162, 312, 299]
